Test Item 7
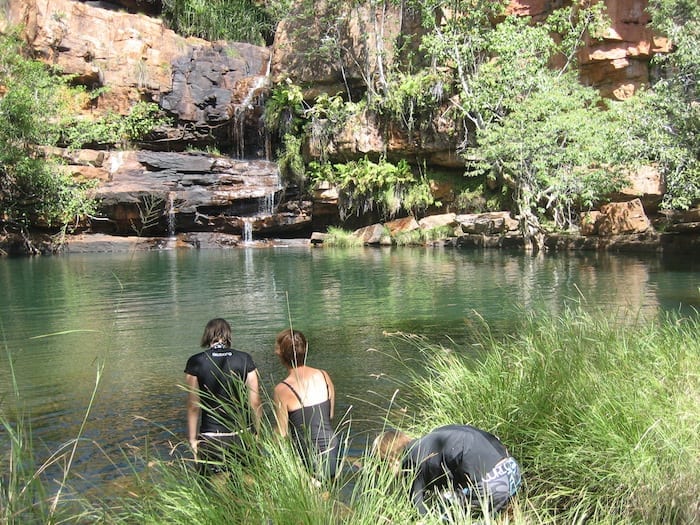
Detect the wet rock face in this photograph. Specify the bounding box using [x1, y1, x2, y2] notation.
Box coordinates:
[160, 42, 271, 154]
[92, 151, 311, 236]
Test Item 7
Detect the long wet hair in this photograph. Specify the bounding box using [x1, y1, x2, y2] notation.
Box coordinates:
[200, 318, 232, 348]
[275, 328, 308, 368]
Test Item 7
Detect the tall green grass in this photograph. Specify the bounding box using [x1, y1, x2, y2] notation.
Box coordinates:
[397, 308, 699, 524]
[4, 310, 698, 524]
[161, 0, 273, 45]
[1, 349, 104, 524]
[111, 425, 422, 524]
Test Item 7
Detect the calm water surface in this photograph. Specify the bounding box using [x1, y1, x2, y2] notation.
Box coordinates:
[1, 246, 698, 494]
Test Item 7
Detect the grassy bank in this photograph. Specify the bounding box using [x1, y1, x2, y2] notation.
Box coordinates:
[398, 309, 700, 524]
[2, 310, 698, 524]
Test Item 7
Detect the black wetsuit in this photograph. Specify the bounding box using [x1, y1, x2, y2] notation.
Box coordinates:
[402, 424, 521, 516]
[184, 343, 257, 470]
[281, 377, 339, 479]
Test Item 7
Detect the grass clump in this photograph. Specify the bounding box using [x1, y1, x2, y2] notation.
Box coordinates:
[322, 227, 366, 248]
[112, 428, 420, 525]
[397, 308, 700, 524]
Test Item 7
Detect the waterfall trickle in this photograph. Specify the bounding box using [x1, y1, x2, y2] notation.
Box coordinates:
[239, 167, 281, 246]
[166, 192, 176, 238]
[232, 55, 272, 160]
[242, 218, 254, 244]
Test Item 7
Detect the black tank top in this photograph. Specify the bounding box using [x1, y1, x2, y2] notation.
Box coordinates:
[282, 375, 338, 478]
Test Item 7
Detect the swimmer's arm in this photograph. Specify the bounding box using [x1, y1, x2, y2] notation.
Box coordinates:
[324, 370, 336, 419]
[185, 373, 200, 454]
[245, 369, 263, 433]
[272, 385, 289, 437]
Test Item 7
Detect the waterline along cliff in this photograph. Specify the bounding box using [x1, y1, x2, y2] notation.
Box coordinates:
[0, 0, 698, 255]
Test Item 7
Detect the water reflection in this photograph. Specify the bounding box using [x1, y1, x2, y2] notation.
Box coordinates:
[0, 247, 698, 495]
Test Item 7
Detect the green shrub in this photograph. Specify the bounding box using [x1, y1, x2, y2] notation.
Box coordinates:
[0, 31, 97, 231]
[309, 158, 434, 220]
[322, 226, 365, 248]
[60, 102, 170, 150]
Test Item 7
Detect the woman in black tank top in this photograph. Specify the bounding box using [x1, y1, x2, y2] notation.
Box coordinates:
[273, 329, 339, 480]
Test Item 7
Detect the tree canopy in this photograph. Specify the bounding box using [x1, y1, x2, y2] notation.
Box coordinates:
[1, 0, 697, 248]
[274, 0, 698, 249]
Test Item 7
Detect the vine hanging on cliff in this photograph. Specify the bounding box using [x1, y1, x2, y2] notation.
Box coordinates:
[309, 157, 435, 220]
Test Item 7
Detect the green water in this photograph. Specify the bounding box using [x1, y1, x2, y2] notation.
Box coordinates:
[1, 246, 698, 493]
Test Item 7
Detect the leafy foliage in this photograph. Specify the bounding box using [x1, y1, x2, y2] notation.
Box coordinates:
[375, 69, 451, 138]
[411, 4, 626, 247]
[265, 0, 696, 240]
[476, 72, 628, 232]
[0, 32, 97, 230]
[307, 92, 356, 163]
[263, 83, 307, 186]
[644, 0, 700, 209]
[309, 157, 434, 220]
[60, 101, 170, 150]
[277, 134, 306, 188]
[264, 82, 307, 138]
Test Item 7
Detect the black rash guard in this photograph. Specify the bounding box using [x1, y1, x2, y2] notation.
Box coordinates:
[282, 378, 339, 479]
[184, 344, 257, 434]
[402, 424, 512, 514]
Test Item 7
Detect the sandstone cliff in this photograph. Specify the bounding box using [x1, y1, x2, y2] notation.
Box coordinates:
[0, 0, 689, 252]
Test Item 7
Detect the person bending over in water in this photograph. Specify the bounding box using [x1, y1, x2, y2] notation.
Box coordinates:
[184, 318, 262, 474]
[273, 328, 339, 481]
[373, 425, 522, 520]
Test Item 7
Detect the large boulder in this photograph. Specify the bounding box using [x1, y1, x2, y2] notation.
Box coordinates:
[353, 223, 390, 245]
[597, 198, 651, 236]
[418, 213, 457, 230]
[456, 212, 519, 235]
[610, 165, 665, 211]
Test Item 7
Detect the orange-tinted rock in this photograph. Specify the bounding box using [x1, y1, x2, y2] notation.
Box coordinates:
[385, 216, 420, 235]
[597, 198, 650, 235]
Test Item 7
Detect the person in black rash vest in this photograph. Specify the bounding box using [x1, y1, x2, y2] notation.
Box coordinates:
[184, 318, 262, 475]
[373, 425, 522, 519]
[273, 328, 339, 481]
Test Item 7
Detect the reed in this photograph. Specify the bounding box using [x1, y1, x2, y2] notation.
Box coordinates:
[0, 348, 103, 524]
[398, 307, 700, 524]
[4, 309, 698, 524]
